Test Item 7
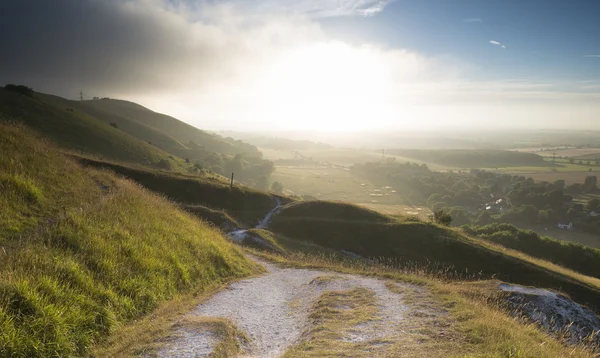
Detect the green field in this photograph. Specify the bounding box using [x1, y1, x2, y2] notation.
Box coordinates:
[271, 166, 405, 204]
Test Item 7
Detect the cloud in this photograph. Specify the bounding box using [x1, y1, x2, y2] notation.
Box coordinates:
[238, 0, 393, 18]
[1, 0, 598, 131]
[490, 40, 506, 49]
[584, 55, 600, 58]
[463, 18, 483, 23]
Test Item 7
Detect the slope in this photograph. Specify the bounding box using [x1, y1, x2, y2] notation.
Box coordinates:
[80, 98, 262, 158]
[268, 201, 600, 312]
[0, 123, 256, 357]
[0, 88, 191, 172]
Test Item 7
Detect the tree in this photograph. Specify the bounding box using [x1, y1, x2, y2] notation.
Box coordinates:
[431, 209, 452, 226]
[583, 176, 598, 192]
[5, 84, 33, 97]
[554, 179, 565, 190]
[271, 181, 284, 194]
[587, 198, 600, 212]
[109, 122, 118, 129]
[256, 175, 269, 190]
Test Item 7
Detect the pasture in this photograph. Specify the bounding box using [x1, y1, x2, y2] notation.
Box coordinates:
[271, 166, 404, 204]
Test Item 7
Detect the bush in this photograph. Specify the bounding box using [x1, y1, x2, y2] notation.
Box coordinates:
[4, 84, 34, 97]
[431, 209, 452, 226]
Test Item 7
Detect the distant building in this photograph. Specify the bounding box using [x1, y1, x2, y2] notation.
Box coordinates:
[557, 222, 573, 231]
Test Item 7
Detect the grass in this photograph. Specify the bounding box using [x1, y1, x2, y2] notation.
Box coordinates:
[248, 248, 595, 357]
[180, 204, 241, 230]
[281, 287, 381, 357]
[80, 97, 261, 158]
[463, 223, 600, 280]
[0, 88, 189, 172]
[74, 156, 286, 226]
[0, 123, 257, 357]
[239, 229, 286, 254]
[268, 201, 600, 313]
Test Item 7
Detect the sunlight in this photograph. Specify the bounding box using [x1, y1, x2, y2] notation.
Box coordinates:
[255, 42, 396, 131]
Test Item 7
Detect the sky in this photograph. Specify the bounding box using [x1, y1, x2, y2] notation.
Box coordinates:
[1, 0, 599, 132]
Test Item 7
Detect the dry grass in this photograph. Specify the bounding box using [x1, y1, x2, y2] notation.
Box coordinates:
[248, 248, 597, 357]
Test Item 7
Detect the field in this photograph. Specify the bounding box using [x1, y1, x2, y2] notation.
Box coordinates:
[357, 203, 431, 221]
[261, 147, 430, 168]
[271, 166, 404, 204]
[513, 147, 600, 159]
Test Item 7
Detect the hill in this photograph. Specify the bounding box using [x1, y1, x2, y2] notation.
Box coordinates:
[80, 98, 262, 158]
[268, 201, 600, 312]
[0, 87, 186, 171]
[0, 123, 257, 357]
[74, 156, 287, 226]
[0, 86, 275, 184]
[388, 149, 547, 168]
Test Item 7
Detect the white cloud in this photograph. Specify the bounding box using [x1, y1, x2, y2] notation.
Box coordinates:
[490, 40, 506, 49]
[232, 0, 393, 18]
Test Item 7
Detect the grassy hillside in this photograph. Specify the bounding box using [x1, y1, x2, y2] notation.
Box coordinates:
[388, 149, 546, 168]
[80, 98, 261, 158]
[0, 88, 187, 171]
[463, 223, 600, 280]
[74, 157, 286, 225]
[269, 201, 600, 312]
[0, 123, 256, 357]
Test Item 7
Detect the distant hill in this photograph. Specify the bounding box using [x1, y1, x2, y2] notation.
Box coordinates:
[81, 98, 262, 158]
[388, 149, 547, 168]
[0, 86, 274, 184]
[219, 131, 332, 151]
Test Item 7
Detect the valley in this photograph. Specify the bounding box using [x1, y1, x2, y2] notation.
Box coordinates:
[2, 88, 600, 357]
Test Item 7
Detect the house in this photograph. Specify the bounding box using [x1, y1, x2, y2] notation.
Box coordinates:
[557, 222, 573, 231]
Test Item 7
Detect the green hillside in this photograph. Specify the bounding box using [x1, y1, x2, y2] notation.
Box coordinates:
[0, 122, 256, 357]
[74, 156, 287, 226]
[80, 98, 261, 158]
[268, 201, 600, 312]
[0, 88, 187, 171]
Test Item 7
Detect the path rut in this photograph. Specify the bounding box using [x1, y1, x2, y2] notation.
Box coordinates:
[157, 257, 415, 357]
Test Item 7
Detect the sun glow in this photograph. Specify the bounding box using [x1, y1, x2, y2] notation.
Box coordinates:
[254, 42, 397, 131]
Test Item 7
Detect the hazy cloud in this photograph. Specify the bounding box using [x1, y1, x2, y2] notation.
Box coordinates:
[584, 54, 600, 58]
[463, 18, 483, 23]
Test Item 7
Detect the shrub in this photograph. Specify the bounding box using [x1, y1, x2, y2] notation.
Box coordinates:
[4, 84, 34, 97]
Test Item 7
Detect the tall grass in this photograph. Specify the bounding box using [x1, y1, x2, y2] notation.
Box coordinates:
[0, 123, 256, 357]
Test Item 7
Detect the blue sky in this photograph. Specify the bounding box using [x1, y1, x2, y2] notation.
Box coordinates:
[318, 0, 600, 84]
